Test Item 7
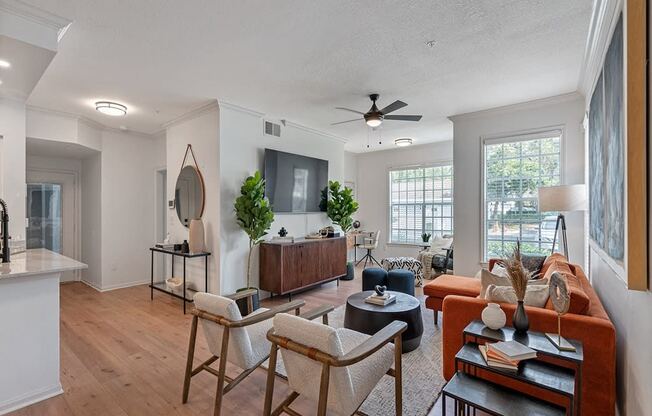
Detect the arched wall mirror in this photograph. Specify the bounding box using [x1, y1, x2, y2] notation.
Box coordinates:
[175, 145, 205, 227]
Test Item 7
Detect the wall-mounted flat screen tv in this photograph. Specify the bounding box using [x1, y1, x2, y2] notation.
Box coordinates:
[264, 149, 329, 213]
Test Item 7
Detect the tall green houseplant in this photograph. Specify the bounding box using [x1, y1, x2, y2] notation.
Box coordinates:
[234, 171, 274, 289]
[326, 181, 359, 233]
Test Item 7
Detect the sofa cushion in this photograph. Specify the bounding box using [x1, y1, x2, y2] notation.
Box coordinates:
[543, 261, 591, 315]
[423, 274, 481, 298]
[540, 253, 570, 277]
[485, 283, 550, 307]
[478, 269, 549, 299]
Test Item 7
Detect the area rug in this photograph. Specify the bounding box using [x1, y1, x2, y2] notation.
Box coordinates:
[264, 298, 445, 416]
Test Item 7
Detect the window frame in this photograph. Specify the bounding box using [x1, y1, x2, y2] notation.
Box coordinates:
[480, 127, 566, 261]
[387, 161, 454, 246]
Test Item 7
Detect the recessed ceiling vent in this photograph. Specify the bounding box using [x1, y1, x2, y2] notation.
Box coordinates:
[264, 120, 281, 137]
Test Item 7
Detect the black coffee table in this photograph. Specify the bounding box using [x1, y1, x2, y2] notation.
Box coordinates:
[343, 290, 423, 353]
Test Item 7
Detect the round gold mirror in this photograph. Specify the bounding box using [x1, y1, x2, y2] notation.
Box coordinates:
[175, 165, 205, 227]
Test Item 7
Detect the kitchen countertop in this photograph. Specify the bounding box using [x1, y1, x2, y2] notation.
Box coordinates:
[0, 248, 87, 280]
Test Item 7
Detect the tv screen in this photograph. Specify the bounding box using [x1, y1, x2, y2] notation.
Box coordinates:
[264, 149, 329, 213]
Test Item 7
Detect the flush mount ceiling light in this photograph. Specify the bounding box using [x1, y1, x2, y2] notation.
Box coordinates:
[95, 101, 127, 116]
[0, 59, 10, 68]
[395, 137, 413, 147]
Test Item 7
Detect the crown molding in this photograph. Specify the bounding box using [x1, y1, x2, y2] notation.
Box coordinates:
[577, 0, 622, 97]
[218, 99, 348, 143]
[160, 100, 219, 130]
[0, 0, 72, 37]
[448, 92, 583, 123]
[217, 100, 265, 118]
[282, 120, 349, 144]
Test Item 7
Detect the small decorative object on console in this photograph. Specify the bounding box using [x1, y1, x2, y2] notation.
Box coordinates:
[181, 240, 189, 253]
[545, 272, 576, 351]
[278, 227, 288, 237]
[352, 220, 361, 229]
[481, 302, 506, 330]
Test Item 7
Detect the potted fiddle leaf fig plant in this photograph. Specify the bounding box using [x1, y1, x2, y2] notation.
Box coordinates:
[234, 170, 274, 314]
[326, 181, 359, 280]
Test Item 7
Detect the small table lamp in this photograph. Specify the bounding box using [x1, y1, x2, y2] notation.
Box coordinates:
[537, 184, 587, 259]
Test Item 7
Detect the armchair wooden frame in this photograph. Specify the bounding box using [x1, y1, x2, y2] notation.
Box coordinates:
[182, 289, 314, 416]
[263, 319, 407, 416]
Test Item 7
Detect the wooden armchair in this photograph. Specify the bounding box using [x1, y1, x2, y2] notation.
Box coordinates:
[182, 289, 305, 416]
[264, 313, 407, 416]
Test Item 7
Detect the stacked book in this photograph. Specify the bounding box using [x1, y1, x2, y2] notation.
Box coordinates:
[365, 293, 396, 306]
[478, 340, 537, 372]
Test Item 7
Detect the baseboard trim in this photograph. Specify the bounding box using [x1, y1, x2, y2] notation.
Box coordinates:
[81, 278, 150, 292]
[0, 384, 63, 415]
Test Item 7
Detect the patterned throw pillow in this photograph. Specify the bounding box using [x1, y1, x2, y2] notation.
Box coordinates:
[485, 283, 550, 308]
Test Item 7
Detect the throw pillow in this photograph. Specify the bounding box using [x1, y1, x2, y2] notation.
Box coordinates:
[521, 254, 547, 278]
[479, 268, 548, 299]
[485, 283, 550, 308]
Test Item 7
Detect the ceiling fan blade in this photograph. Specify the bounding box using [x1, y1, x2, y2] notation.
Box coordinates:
[384, 114, 423, 122]
[380, 100, 407, 114]
[331, 118, 363, 125]
[335, 107, 365, 115]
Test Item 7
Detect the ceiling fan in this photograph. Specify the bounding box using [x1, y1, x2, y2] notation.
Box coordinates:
[332, 94, 422, 127]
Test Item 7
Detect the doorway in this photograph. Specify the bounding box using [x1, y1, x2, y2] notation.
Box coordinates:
[155, 168, 167, 278]
[26, 170, 79, 282]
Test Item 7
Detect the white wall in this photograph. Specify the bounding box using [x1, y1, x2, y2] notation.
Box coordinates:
[451, 93, 586, 276]
[166, 104, 220, 293]
[219, 103, 346, 295]
[99, 130, 164, 290]
[0, 98, 27, 240]
[585, 7, 652, 416]
[355, 141, 454, 261]
[81, 153, 101, 288]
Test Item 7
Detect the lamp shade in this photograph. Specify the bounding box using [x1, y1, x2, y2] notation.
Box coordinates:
[538, 184, 587, 212]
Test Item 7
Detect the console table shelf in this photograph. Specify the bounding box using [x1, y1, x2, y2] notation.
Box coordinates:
[149, 247, 211, 314]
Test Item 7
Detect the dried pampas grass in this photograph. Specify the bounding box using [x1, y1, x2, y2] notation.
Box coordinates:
[498, 242, 533, 302]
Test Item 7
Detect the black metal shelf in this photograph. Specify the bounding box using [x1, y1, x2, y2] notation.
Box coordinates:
[442, 372, 566, 416]
[149, 247, 210, 314]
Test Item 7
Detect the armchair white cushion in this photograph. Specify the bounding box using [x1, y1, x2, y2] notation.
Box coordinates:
[194, 292, 272, 370]
[273, 313, 394, 416]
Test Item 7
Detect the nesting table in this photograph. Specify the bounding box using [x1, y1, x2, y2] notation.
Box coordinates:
[442, 320, 583, 416]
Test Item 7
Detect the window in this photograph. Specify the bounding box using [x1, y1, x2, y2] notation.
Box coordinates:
[389, 164, 453, 244]
[483, 132, 561, 259]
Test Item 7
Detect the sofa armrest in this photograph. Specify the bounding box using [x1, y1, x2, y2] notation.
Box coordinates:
[442, 295, 616, 415]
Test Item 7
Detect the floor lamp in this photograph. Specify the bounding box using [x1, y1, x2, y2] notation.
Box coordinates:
[537, 184, 587, 259]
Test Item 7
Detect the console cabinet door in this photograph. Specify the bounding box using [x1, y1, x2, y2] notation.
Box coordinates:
[281, 245, 302, 293]
[299, 243, 322, 286]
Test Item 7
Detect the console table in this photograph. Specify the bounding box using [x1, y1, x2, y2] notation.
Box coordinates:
[260, 236, 346, 300]
[149, 247, 210, 314]
[442, 320, 583, 416]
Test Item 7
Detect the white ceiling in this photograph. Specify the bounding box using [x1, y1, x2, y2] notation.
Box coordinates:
[24, 0, 593, 152]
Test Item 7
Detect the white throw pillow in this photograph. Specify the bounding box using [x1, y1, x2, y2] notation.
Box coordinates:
[479, 268, 548, 299]
[485, 284, 550, 308]
[429, 235, 453, 252]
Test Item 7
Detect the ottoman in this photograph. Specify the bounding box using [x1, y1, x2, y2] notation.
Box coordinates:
[381, 256, 424, 286]
[362, 268, 415, 296]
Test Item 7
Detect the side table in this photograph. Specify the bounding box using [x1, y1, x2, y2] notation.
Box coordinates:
[442, 320, 583, 416]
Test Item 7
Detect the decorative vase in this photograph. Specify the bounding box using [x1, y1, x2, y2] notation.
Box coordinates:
[481, 303, 506, 330]
[189, 219, 205, 253]
[513, 300, 529, 334]
[181, 240, 189, 254]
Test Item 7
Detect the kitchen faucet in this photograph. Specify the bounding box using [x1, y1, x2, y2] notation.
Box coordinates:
[0, 199, 9, 263]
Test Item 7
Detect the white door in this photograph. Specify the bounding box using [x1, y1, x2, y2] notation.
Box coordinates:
[26, 170, 78, 282]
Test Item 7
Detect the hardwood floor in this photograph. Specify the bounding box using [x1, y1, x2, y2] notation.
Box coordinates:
[9, 268, 458, 416]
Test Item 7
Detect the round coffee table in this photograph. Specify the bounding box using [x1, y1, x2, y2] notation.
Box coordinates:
[343, 290, 423, 353]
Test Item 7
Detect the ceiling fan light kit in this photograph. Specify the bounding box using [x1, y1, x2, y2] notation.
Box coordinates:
[332, 93, 422, 129]
[395, 138, 413, 147]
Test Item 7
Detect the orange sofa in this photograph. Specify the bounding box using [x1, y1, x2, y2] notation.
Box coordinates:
[424, 254, 616, 416]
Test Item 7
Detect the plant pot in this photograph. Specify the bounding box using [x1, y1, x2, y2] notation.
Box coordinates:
[235, 287, 260, 316]
[513, 300, 529, 334]
[341, 262, 355, 281]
